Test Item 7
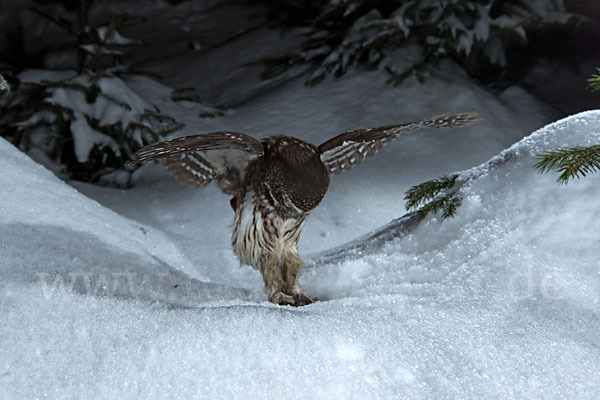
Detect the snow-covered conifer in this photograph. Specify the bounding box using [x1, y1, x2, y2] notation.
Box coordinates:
[0, 74, 9, 95]
[263, 0, 580, 86]
[534, 67, 600, 183]
[0, 2, 183, 186]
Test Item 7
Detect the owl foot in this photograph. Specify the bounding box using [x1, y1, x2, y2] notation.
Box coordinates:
[293, 293, 317, 306]
[269, 292, 316, 307]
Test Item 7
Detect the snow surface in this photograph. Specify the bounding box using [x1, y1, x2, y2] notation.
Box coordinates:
[2, 111, 600, 399]
[1, 1, 599, 398]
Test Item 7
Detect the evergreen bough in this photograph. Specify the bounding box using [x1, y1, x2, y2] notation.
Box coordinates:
[535, 145, 600, 184]
[0, 1, 183, 186]
[534, 67, 600, 183]
[404, 175, 462, 220]
[588, 67, 600, 93]
[0, 74, 9, 95]
[262, 0, 579, 86]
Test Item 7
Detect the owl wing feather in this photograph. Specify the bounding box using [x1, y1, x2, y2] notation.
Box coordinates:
[128, 131, 263, 192]
[318, 112, 481, 175]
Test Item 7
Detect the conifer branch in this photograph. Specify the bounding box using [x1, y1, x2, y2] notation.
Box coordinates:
[1, 3, 182, 187]
[258, 1, 579, 87]
[83, 13, 127, 71]
[535, 145, 600, 184]
[414, 193, 462, 220]
[111, 68, 163, 81]
[588, 67, 600, 92]
[404, 175, 458, 210]
[99, 92, 133, 111]
[385, 54, 436, 86]
[404, 175, 462, 220]
[0, 74, 9, 95]
[28, 7, 81, 37]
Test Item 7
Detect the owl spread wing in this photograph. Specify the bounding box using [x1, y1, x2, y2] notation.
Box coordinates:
[318, 112, 481, 175]
[128, 131, 263, 192]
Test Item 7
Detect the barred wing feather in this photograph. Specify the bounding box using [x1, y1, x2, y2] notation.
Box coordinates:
[318, 113, 481, 175]
[128, 131, 263, 191]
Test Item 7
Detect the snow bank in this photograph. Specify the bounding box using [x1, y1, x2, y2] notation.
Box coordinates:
[0, 137, 189, 272]
[1, 112, 600, 399]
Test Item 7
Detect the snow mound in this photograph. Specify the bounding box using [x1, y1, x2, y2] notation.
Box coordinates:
[2, 111, 600, 399]
[0, 137, 188, 271]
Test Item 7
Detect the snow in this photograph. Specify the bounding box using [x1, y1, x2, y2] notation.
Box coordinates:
[1, 1, 599, 398]
[14, 69, 176, 164]
[0, 74, 10, 94]
[80, 43, 123, 56]
[2, 108, 600, 398]
[70, 110, 121, 162]
[42, 72, 153, 127]
[0, 138, 190, 272]
[96, 26, 143, 46]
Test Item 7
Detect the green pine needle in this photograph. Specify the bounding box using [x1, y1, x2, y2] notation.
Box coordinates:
[588, 67, 600, 92]
[415, 193, 462, 221]
[404, 175, 462, 220]
[535, 145, 600, 184]
[404, 175, 458, 211]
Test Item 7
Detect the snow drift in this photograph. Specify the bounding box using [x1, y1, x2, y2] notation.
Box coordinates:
[1, 111, 600, 399]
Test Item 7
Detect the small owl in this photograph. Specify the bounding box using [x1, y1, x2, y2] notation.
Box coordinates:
[129, 113, 481, 306]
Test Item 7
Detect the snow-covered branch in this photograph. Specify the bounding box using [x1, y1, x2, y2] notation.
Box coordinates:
[0, 74, 9, 95]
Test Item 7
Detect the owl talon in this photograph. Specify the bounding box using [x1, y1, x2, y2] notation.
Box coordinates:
[269, 292, 296, 306]
[293, 293, 316, 306]
[269, 292, 316, 307]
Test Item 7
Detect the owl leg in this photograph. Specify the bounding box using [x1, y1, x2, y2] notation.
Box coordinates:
[260, 252, 314, 306]
[259, 253, 293, 305]
[281, 252, 315, 306]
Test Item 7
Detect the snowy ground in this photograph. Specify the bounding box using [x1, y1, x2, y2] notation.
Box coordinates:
[1, 1, 600, 399]
[3, 109, 600, 399]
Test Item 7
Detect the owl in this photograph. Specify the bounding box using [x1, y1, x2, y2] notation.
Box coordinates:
[129, 113, 481, 306]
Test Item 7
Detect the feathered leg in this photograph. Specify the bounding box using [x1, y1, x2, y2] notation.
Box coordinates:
[281, 252, 314, 306]
[260, 252, 314, 306]
[232, 191, 314, 306]
[259, 252, 289, 303]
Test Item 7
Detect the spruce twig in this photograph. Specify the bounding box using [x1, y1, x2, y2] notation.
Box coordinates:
[404, 175, 462, 220]
[404, 175, 458, 210]
[588, 67, 600, 92]
[99, 92, 133, 111]
[84, 13, 128, 71]
[28, 7, 81, 37]
[0, 74, 9, 95]
[3, 3, 181, 187]
[535, 145, 600, 184]
[414, 193, 462, 220]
